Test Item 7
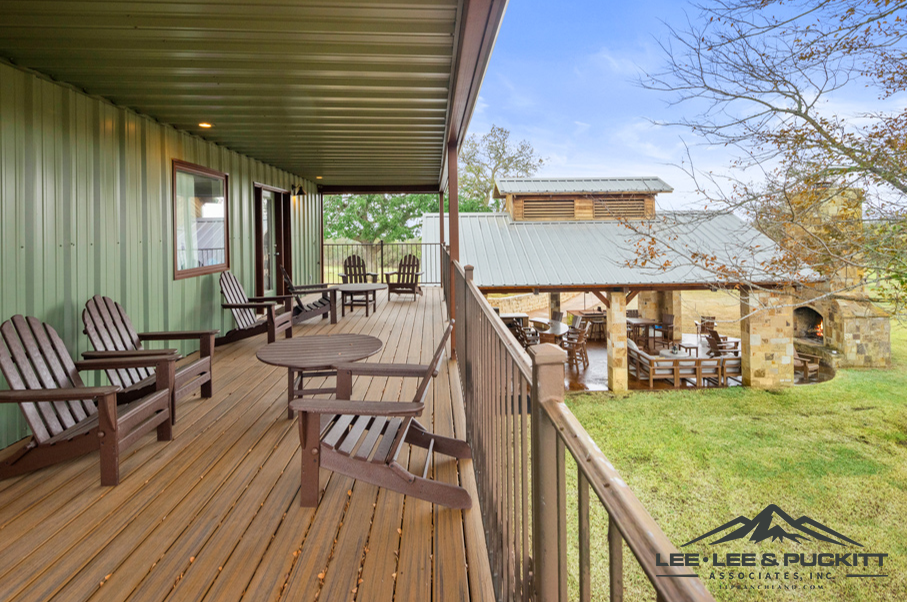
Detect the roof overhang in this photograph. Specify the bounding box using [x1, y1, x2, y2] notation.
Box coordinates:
[0, 0, 508, 191]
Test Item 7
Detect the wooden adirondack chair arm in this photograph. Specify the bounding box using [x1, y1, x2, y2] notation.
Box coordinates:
[0, 386, 121, 403]
[75, 355, 176, 371]
[289, 287, 334, 297]
[82, 349, 180, 359]
[222, 302, 277, 310]
[289, 399, 424, 417]
[334, 362, 432, 378]
[247, 295, 295, 302]
[138, 329, 219, 341]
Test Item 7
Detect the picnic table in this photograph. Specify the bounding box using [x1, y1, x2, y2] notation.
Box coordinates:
[626, 317, 659, 350]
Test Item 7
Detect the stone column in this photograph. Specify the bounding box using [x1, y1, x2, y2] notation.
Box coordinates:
[661, 291, 683, 342]
[637, 291, 659, 321]
[549, 292, 561, 319]
[607, 291, 628, 393]
[740, 289, 795, 388]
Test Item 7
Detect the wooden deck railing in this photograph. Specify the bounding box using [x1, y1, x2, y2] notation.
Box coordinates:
[446, 253, 715, 602]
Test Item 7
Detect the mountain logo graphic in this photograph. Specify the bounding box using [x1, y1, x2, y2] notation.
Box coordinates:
[681, 504, 863, 547]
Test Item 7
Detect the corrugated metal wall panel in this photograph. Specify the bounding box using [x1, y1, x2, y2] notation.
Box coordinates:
[0, 62, 321, 447]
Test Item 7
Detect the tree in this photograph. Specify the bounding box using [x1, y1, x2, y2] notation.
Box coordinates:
[323, 193, 436, 243]
[460, 125, 545, 210]
[640, 0, 907, 314]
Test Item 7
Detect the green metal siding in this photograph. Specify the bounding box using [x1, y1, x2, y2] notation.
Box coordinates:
[0, 62, 321, 447]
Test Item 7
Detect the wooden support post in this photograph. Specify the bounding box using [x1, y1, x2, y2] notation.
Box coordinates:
[530, 343, 568, 602]
[448, 142, 459, 353]
[607, 291, 628, 393]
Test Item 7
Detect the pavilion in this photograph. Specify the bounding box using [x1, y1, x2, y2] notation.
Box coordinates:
[425, 176, 803, 391]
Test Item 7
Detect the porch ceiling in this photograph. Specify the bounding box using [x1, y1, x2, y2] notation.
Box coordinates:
[0, 0, 502, 189]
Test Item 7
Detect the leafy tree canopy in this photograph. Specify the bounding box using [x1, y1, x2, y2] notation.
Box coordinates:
[460, 125, 546, 211]
[641, 0, 907, 313]
[323, 125, 545, 242]
[323, 194, 437, 243]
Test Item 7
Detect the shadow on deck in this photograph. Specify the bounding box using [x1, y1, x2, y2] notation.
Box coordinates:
[0, 288, 491, 601]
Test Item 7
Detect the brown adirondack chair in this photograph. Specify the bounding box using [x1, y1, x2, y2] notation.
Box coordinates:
[383, 254, 423, 300]
[280, 265, 337, 324]
[706, 329, 739, 357]
[338, 254, 378, 283]
[0, 316, 174, 485]
[290, 322, 472, 509]
[794, 349, 821, 382]
[82, 295, 217, 423]
[217, 271, 294, 346]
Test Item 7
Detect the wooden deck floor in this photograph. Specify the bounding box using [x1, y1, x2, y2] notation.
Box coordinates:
[0, 288, 493, 602]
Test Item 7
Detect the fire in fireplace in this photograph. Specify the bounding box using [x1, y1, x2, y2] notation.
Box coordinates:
[794, 307, 824, 343]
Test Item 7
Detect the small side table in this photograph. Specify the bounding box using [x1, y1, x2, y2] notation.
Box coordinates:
[256, 334, 384, 419]
[335, 283, 388, 317]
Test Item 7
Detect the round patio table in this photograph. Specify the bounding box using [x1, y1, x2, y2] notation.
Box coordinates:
[334, 283, 388, 317]
[257, 334, 383, 418]
[530, 318, 570, 344]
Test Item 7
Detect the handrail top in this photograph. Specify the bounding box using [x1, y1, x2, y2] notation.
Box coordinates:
[540, 398, 716, 601]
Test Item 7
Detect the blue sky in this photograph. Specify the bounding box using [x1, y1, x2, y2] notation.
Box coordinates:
[466, 0, 734, 208]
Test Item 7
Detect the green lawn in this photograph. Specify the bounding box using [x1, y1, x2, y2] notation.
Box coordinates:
[564, 324, 907, 600]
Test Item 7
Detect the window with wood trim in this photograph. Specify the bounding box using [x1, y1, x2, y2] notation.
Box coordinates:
[593, 198, 646, 219]
[172, 160, 230, 280]
[522, 198, 575, 220]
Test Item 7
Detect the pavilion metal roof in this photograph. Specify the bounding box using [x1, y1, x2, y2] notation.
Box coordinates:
[423, 211, 804, 289]
[493, 176, 674, 198]
[0, 0, 507, 190]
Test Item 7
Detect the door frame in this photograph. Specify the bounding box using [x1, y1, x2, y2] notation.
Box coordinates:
[253, 183, 292, 298]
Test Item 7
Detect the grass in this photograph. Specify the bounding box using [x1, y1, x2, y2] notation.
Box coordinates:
[563, 324, 907, 600]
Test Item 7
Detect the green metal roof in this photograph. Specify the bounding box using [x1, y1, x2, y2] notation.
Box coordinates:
[0, 0, 506, 189]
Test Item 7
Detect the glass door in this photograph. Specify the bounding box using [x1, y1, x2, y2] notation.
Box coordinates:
[260, 189, 278, 297]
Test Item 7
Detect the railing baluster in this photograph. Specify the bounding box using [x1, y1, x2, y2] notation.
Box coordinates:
[579, 472, 591, 602]
[609, 516, 624, 602]
[557, 436, 567, 602]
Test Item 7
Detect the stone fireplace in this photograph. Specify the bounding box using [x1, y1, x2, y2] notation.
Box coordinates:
[794, 307, 824, 344]
[785, 187, 891, 369]
[794, 296, 890, 368]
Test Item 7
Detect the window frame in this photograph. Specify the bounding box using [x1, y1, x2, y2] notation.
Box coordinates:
[171, 159, 231, 281]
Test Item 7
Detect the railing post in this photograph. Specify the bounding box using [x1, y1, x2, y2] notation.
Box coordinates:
[530, 343, 568, 602]
[380, 240, 385, 282]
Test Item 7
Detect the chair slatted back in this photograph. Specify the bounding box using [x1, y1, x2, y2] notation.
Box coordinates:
[384, 322, 454, 464]
[342, 255, 371, 283]
[83, 295, 151, 388]
[220, 271, 257, 330]
[397, 254, 421, 285]
[0, 316, 95, 444]
[627, 309, 639, 318]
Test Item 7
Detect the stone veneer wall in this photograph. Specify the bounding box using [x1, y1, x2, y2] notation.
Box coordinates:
[485, 292, 582, 315]
[607, 292, 629, 392]
[802, 296, 890, 368]
[740, 290, 795, 388]
[637, 291, 683, 341]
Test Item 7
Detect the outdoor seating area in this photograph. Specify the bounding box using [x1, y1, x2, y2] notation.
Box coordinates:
[0, 288, 492, 601]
